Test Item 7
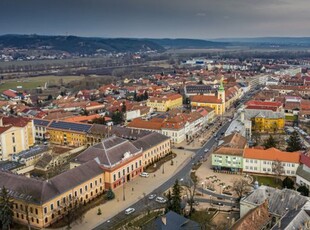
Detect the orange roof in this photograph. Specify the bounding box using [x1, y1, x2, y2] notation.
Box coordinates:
[244, 148, 300, 163]
[64, 114, 101, 123]
[190, 95, 222, 104]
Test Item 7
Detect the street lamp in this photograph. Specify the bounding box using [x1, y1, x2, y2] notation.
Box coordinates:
[209, 195, 212, 206]
[201, 182, 204, 196]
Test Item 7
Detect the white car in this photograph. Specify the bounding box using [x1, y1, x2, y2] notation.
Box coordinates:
[125, 208, 135, 215]
[155, 196, 167, 203]
[148, 194, 157, 200]
[140, 172, 149, 178]
[204, 148, 209, 153]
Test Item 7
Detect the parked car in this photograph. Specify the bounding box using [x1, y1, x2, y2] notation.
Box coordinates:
[140, 172, 149, 178]
[204, 148, 209, 153]
[177, 146, 185, 149]
[148, 194, 157, 200]
[125, 208, 135, 215]
[155, 197, 167, 203]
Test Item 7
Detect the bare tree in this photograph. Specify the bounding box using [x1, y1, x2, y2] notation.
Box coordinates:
[183, 174, 198, 216]
[59, 196, 84, 230]
[272, 160, 284, 183]
[232, 178, 251, 200]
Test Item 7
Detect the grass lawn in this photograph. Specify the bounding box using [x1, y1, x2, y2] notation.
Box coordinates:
[189, 210, 216, 226]
[132, 211, 162, 227]
[252, 175, 282, 188]
[0, 75, 83, 91]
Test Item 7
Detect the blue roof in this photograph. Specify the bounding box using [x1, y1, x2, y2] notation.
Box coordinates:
[48, 120, 92, 133]
[34, 119, 50, 127]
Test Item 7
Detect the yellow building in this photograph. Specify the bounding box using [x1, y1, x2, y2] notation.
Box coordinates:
[190, 84, 226, 116]
[147, 93, 182, 112]
[252, 116, 285, 133]
[244, 109, 285, 133]
[0, 160, 105, 229]
[46, 120, 92, 147]
[0, 116, 35, 160]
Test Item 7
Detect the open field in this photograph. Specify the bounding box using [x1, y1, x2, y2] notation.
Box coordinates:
[0, 75, 84, 91]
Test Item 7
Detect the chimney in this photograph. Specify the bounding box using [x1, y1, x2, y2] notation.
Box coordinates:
[161, 216, 167, 225]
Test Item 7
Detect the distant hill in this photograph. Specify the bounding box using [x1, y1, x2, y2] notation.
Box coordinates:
[0, 34, 165, 54]
[148, 38, 228, 49]
[211, 37, 310, 47]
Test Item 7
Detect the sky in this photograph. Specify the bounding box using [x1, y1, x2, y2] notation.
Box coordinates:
[0, 0, 309, 39]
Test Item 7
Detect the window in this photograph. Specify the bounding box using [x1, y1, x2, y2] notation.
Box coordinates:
[30, 207, 33, 213]
[74, 191, 77, 197]
[95, 180, 97, 186]
[44, 207, 47, 214]
[123, 169, 125, 176]
[99, 178, 102, 183]
[12, 137, 15, 143]
[13, 146, 16, 153]
[85, 185, 88, 191]
[80, 188, 83, 194]
[118, 171, 121, 178]
[50, 204, 54, 210]
[90, 183, 93, 189]
[57, 200, 60, 207]
[35, 208, 38, 215]
[113, 174, 116, 181]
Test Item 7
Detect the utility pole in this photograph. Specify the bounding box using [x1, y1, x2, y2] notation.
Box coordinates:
[123, 177, 126, 201]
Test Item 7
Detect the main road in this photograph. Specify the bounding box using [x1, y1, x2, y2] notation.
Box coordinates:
[94, 119, 234, 230]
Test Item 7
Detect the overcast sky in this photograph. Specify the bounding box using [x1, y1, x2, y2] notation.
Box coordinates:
[0, 0, 309, 39]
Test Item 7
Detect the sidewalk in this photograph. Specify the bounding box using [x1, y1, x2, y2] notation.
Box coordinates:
[58, 149, 194, 230]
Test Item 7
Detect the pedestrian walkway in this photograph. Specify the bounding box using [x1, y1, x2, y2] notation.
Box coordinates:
[54, 149, 194, 230]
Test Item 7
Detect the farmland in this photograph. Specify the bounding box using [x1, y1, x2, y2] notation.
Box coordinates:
[0, 75, 84, 92]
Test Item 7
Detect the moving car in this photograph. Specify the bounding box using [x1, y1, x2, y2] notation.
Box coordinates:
[125, 208, 135, 215]
[140, 172, 149, 178]
[155, 196, 167, 203]
[148, 194, 157, 200]
[204, 148, 209, 153]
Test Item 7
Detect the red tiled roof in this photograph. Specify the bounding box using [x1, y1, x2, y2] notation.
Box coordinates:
[190, 95, 222, 104]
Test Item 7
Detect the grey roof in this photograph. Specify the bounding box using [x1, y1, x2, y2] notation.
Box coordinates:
[241, 185, 309, 216]
[184, 85, 214, 95]
[87, 124, 151, 140]
[271, 203, 310, 230]
[74, 136, 142, 167]
[244, 109, 285, 119]
[48, 120, 92, 133]
[33, 119, 51, 127]
[296, 164, 310, 182]
[13, 145, 48, 159]
[133, 132, 170, 151]
[0, 160, 103, 204]
[142, 211, 200, 230]
[35, 153, 53, 169]
[0, 161, 24, 171]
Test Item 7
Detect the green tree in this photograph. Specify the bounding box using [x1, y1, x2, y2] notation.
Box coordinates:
[165, 190, 172, 212]
[0, 186, 14, 230]
[297, 185, 309, 196]
[111, 110, 123, 125]
[282, 177, 294, 189]
[106, 188, 115, 200]
[263, 135, 278, 149]
[286, 131, 302, 152]
[171, 180, 182, 214]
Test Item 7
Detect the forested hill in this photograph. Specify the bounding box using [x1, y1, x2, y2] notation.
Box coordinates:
[148, 38, 228, 49]
[0, 35, 165, 54]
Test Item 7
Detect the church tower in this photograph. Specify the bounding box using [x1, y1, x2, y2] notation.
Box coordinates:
[217, 79, 226, 114]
